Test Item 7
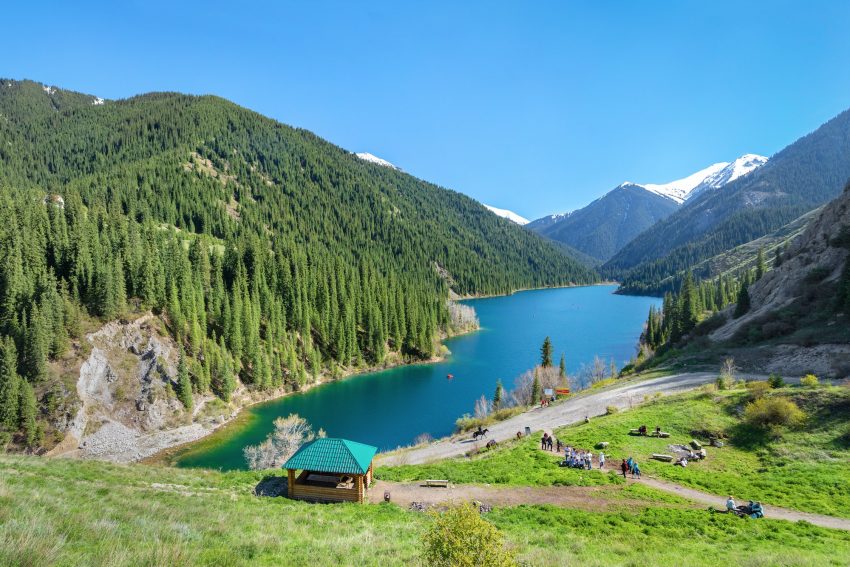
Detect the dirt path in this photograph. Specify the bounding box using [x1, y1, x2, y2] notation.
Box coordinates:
[379, 372, 761, 466]
[367, 480, 668, 511]
[639, 477, 850, 531]
[369, 478, 850, 531]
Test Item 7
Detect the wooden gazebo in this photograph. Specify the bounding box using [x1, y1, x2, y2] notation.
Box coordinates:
[283, 438, 377, 504]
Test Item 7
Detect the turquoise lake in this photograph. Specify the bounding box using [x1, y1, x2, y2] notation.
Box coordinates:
[175, 285, 660, 470]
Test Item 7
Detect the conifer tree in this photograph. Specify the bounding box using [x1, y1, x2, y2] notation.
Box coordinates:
[734, 283, 751, 318]
[559, 353, 566, 378]
[493, 380, 503, 410]
[176, 347, 193, 410]
[18, 380, 38, 447]
[0, 337, 21, 430]
[540, 337, 553, 368]
[756, 247, 766, 280]
[531, 369, 541, 406]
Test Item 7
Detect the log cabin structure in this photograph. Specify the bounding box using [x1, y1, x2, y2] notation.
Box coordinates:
[283, 438, 377, 503]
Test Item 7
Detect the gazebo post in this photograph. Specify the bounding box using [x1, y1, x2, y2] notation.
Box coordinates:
[356, 474, 364, 503]
[288, 469, 295, 498]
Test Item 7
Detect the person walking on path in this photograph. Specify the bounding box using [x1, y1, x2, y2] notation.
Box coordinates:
[598, 452, 605, 469]
[620, 459, 628, 478]
[633, 462, 641, 479]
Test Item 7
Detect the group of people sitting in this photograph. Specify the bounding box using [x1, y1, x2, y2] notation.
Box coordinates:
[560, 445, 605, 470]
[620, 456, 641, 478]
[724, 496, 764, 519]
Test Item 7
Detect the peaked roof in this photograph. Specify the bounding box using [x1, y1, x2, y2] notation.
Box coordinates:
[283, 438, 377, 475]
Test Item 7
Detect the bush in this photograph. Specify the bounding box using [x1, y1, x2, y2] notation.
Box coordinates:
[768, 373, 785, 388]
[745, 381, 772, 400]
[606, 405, 619, 415]
[744, 397, 805, 428]
[421, 503, 516, 567]
[716, 376, 732, 390]
[800, 374, 820, 388]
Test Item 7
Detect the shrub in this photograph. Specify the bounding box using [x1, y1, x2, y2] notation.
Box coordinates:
[606, 405, 619, 415]
[800, 374, 820, 388]
[421, 503, 516, 567]
[716, 375, 732, 390]
[744, 397, 805, 428]
[768, 373, 786, 388]
[745, 381, 772, 400]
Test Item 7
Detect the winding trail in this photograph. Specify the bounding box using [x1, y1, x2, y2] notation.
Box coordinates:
[379, 371, 752, 466]
[369, 477, 850, 531]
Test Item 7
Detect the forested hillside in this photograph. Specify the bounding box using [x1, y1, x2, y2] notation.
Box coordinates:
[0, 79, 597, 450]
[528, 184, 679, 261]
[605, 108, 850, 294]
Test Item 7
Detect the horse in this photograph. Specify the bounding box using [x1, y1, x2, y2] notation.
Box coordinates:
[472, 428, 489, 441]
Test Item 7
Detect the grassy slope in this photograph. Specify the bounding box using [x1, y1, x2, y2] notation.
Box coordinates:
[2, 456, 850, 566]
[378, 386, 850, 518]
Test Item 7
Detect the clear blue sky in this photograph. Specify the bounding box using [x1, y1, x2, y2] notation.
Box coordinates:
[4, 1, 850, 219]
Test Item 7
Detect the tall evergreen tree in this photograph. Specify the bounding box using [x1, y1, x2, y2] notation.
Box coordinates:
[559, 353, 566, 379]
[492, 380, 503, 411]
[176, 347, 193, 410]
[540, 337, 553, 368]
[18, 380, 38, 447]
[531, 369, 542, 406]
[734, 283, 751, 318]
[756, 247, 767, 280]
[0, 337, 21, 430]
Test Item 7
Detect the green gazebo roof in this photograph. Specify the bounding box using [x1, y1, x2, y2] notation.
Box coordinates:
[283, 438, 377, 475]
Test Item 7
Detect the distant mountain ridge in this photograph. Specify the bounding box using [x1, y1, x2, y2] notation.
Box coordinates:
[527, 154, 766, 261]
[605, 107, 850, 294]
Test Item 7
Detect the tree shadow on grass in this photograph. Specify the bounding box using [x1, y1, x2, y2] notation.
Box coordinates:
[254, 475, 288, 497]
[727, 423, 772, 451]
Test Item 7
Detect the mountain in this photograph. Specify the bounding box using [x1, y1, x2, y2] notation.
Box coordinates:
[528, 155, 766, 262]
[605, 109, 850, 294]
[355, 152, 397, 169]
[0, 79, 598, 453]
[483, 205, 529, 225]
[528, 184, 679, 261]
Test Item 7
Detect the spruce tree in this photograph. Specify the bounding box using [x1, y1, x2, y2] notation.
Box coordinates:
[756, 247, 766, 280]
[493, 380, 503, 410]
[540, 337, 553, 368]
[0, 337, 21, 429]
[734, 283, 751, 318]
[531, 369, 541, 406]
[559, 354, 566, 378]
[18, 380, 38, 447]
[176, 347, 193, 410]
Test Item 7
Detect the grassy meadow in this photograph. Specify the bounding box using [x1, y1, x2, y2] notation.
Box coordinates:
[2, 454, 850, 566]
[378, 384, 850, 518]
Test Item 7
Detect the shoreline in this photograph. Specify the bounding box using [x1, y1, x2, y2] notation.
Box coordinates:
[453, 281, 620, 301]
[143, 323, 479, 467]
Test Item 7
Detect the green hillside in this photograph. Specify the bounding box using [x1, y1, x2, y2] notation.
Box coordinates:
[3, 449, 850, 566]
[0, 78, 597, 451]
[528, 183, 679, 262]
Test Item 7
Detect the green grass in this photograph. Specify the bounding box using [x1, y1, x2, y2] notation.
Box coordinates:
[552, 385, 850, 518]
[377, 437, 624, 487]
[379, 385, 850, 519]
[2, 455, 850, 566]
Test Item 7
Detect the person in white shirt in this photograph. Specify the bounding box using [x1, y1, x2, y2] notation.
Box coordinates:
[598, 452, 605, 469]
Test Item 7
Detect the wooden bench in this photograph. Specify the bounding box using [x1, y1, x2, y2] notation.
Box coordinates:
[424, 479, 449, 488]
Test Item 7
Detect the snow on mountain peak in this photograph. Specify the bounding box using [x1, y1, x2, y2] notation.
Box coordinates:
[626, 154, 768, 204]
[484, 205, 530, 225]
[639, 162, 729, 204]
[92, 97, 105, 106]
[355, 152, 397, 169]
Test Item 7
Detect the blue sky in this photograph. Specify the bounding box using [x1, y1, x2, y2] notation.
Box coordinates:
[4, 1, 850, 219]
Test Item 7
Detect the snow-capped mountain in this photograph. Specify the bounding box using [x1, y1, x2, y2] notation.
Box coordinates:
[627, 154, 768, 204]
[687, 154, 768, 200]
[355, 152, 397, 169]
[527, 153, 768, 261]
[484, 205, 529, 225]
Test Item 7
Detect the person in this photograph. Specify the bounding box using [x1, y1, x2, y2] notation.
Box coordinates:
[632, 462, 641, 479]
[541, 432, 548, 450]
[626, 456, 634, 473]
[556, 439, 562, 453]
[750, 501, 764, 519]
[620, 459, 628, 478]
[655, 425, 661, 437]
[598, 451, 605, 469]
[547, 435, 554, 451]
[726, 496, 736, 513]
[586, 451, 593, 470]
[584, 415, 590, 424]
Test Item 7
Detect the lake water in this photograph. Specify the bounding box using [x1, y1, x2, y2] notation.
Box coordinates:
[175, 285, 660, 470]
